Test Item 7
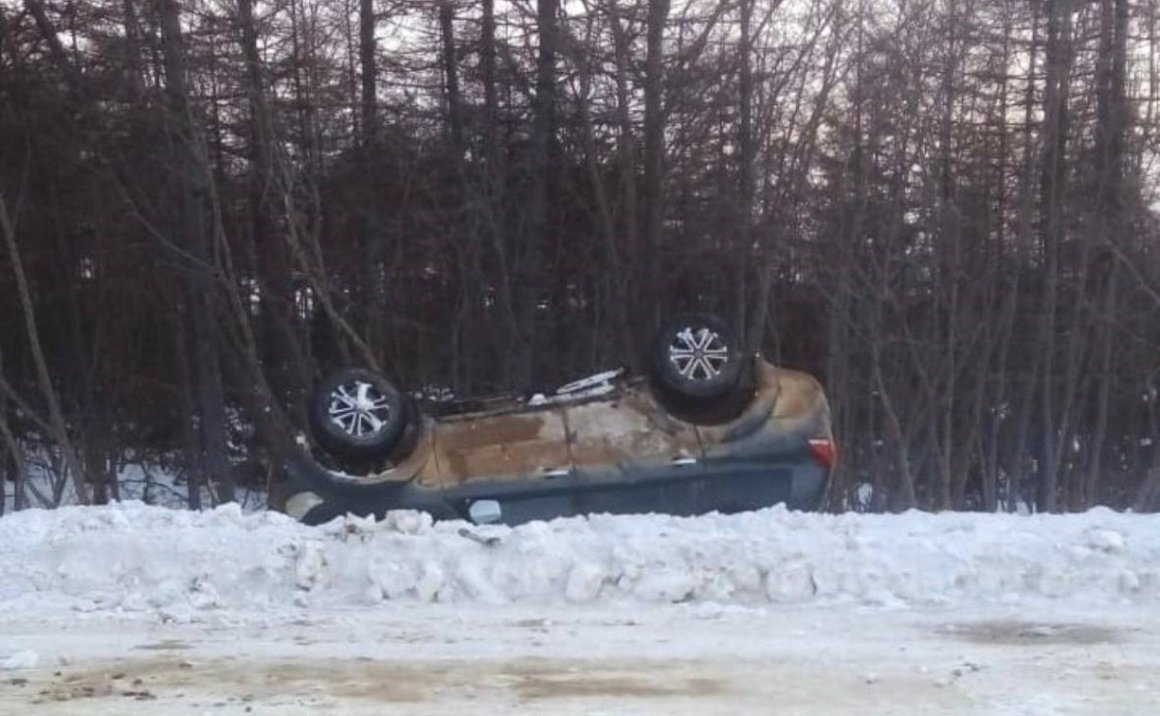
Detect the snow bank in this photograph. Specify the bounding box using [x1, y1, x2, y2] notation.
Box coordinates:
[1, 502, 1158, 617]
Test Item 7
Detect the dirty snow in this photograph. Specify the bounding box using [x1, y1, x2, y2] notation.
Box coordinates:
[0, 503, 1159, 714]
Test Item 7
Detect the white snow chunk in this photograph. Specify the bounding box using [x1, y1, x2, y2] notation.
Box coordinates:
[1085, 528, 1125, 553]
[764, 560, 817, 603]
[564, 562, 606, 603]
[1, 650, 39, 670]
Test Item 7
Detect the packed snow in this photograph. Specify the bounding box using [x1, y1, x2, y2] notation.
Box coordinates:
[1, 502, 1157, 614]
[1, 503, 1159, 714]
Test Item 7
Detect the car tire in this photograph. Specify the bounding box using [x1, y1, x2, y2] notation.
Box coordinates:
[310, 368, 407, 462]
[650, 314, 747, 403]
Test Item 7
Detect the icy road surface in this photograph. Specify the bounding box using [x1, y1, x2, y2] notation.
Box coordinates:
[0, 503, 1158, 714]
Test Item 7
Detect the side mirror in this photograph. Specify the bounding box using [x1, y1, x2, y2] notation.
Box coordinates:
[468, 499, 503, 525]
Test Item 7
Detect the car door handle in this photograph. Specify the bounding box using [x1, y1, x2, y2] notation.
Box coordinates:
[671, 456, 698, 466]
[541, 467, 570, 478]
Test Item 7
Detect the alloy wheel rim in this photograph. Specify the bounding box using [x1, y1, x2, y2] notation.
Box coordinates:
[327, 380, 392, 437]
[668, 327, 729, 381]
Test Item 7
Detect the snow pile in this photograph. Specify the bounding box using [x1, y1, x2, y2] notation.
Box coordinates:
[0, 502, 1158, 617]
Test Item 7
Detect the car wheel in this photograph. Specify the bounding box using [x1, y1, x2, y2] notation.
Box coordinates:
[310, 368, 407, 462]
[650, 314, 747, 403]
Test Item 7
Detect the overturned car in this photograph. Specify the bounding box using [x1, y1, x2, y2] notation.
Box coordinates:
[279, 315, 835, 526]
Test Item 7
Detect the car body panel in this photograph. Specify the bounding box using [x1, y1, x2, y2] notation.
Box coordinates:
[565, 391, 702, 469]
[279, 358, 833, 525]
[427, 408, 570, 486]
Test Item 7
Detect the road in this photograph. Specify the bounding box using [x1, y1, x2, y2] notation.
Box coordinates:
[2, 602, 1157, 715]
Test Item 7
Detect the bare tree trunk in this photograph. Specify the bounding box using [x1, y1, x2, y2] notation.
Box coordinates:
[0, 356, 28, 511]
[514, 0, 559, 384]
[0, 193, 90, 505]
[1037, 0, 1073, 512]
[1005, 0, 1042, 511]
[0, 423, 27, 512]
[573, 28, 625, 368]
[1135, 468, 1160, 512]
[1087, 0, 1129, 508]
[936, 0, 960, 511]
[358, 0, 388, 359]
[981, 0, 1018, 512]
[477, 0, 519, 386]
[175, 314, 203, 509]
[609, 4, 639, 361]
[872, 341, 917, 510]
[359, 0, 377, 143]
[439, 1, 463, 153]
[642, 0, 670, 331]
[237, 0, 306, 415]
[23, 0, 75, 78]
[121, 0, 145, 98]
[736, 0, 755, 346]
[438, 0, 475, 388]
[156, 0, 234, 504]
[0, 444, 8, 515]
[481, 0, 498, 161]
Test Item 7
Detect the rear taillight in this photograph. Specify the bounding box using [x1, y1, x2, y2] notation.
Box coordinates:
[808, 437, 836, 469]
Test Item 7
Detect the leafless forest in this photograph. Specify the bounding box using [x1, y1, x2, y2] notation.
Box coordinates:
[2, 0, 1160, 513]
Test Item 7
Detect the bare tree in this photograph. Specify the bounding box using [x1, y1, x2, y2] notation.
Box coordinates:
[156, 0, 233, 504]
[2, 0, 1160, 513]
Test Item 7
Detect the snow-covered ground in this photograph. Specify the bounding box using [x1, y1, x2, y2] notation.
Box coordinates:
[1, 503, 1159, 714]
[3, 458, 270, 514]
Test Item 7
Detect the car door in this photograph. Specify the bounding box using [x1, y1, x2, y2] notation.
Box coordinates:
[565, 391, 702, 471]
[426, 406, 572, 487]
[558, 390, 712, 516]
